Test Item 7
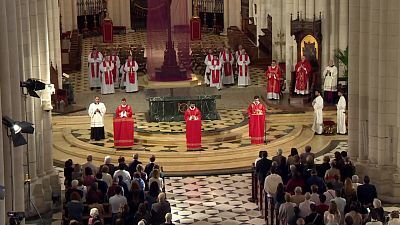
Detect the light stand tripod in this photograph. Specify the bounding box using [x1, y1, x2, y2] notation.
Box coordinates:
[21, 89, 45, 225]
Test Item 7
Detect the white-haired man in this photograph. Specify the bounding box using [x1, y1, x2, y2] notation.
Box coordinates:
[163, 213, 174, 225]
[151, 193, 171, 225]
[272, 148, 286, 166]
[299, 192, 314, 218]
[65, 179, 84, 202]
[100, 156, 115, 176]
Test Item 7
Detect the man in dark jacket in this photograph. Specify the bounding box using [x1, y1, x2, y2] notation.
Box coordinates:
[255, 151, 272, 184]
[357, 175, 377, 206]
[151, 193, 171, 225]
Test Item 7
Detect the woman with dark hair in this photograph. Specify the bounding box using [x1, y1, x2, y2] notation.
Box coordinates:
[84, 167, 96, 186]
[287, 148, 299, 166]
[86, 182, 104, 204]
[146, 182, 160, 208]
[275, 183, 286, 209]
[128, 181, 145, 215]
[134, 203, 151, 225]
[64, 159, 74, 187]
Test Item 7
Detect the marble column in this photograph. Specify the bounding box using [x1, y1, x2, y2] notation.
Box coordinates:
[298, 0, 305, 19]
[228, 0, 241, 29]
[367, 0, 378, 164]
[53, 0, 63, 86]
[46, 0, 55, 67]
[285, 0, 294, 88]
[305, 0, 314, 19]
[5, 0, 25, 213]
[329, 0, 338, 61]
[222, 0, 229, 34]
[357, 0, 369, 161]
[347, 0, 359, 159]
[338, 0, 348, 50]
[321, 0, 330, 73]
[0, 86, 4, 225]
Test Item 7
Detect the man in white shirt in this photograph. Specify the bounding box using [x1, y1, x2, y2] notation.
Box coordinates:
[299, 192, 315, 218]
[109, 186, 127, 215]
[113, 164, 131, 187]
[332, 190, 346, 224]
[88, 96, 106, 141]
[264, 166, 283, 198]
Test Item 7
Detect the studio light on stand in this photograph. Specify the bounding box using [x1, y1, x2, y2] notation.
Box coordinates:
[20, 78, 46, 98]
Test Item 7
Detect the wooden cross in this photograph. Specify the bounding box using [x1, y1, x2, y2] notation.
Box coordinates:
[274, 30, 286, 62]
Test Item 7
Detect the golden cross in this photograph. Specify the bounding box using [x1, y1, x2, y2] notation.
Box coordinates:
[274, 30, 286, 62]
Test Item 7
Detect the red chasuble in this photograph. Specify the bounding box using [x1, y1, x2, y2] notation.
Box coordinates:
[113, 105, 134, 148]
[295, 59, 312, 92]
[184, 107, 202, 150]
[126, 61, 137, 84]
[247, 102, 266, 144]
[266, 66, 282, 94]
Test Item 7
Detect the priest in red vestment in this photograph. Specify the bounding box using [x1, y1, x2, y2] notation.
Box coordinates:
[295, 56, 312, 95]
[266, 60, 282, 100]
[247, 96, 266, 144]
[184, 104, 202, 150]
[113, 98, 134, 148]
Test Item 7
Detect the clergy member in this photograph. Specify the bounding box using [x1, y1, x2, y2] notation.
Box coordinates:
[220, 47, 234, 85]
[336, 91, 346, 134]
[237, 49, 251, 87]
[295, 56, 312, 95]
[210, 55, 223, 90]
[110, 49, 121, 88]
[88, 96, 106, 141]
[323, 60, 338, 104]
[247, 96, 266, 144]
[88, 47, 103, 90]
[114, 98, 134, 148]
[312, 90, 324, 135]
[234, 45, 243, 76]
[266, 60, 282, 100]
[204, 49, 214, 85]
[184, 104, 202, 150]
[99, 55, 115, 95]
[115, 98, 133, 118]
[123, 55, 139, 93]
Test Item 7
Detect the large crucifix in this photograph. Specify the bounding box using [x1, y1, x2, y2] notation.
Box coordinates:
[154, 0, 188, 81]
[274, 30, 286, 62]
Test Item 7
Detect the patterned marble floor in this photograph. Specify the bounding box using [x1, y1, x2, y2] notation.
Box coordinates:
[166, 174, 265, 225]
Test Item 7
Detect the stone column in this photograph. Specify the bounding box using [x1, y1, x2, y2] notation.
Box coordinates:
[53, 0, 63, 86]
[285, 0, 294, 89]
[293, 0, 299, 16]
[0, 86, 4, 225]
[357, 0, 369, 161]
[338, 0, 348, 50]
[228, 0, 241, 29]
[5, 0, 25, 213]
[46, 0, 55, 66]
[222, 0, 229, 35]
[298, 0, 305, 19]
[347, 0, 360, 159]
[329, 0, 338, 60]
[321, 0, 330, 74]
[305, 0, 314, 19]
[367, 0, 378, 164]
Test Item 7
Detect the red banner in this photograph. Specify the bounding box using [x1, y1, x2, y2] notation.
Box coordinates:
[190, 17, 201, 41]
[102, 20, 113, 43]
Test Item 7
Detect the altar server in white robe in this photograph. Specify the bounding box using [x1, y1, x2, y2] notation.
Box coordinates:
[237, 49, 251, 87]
[123, 55, 139, 93]
[110, 50, 121, 88]
[99, 55, 115, 95]
[220, 47, 234, 85]
[88, 47, 103, 89]
[312, 90, 324, 135]
[209, 55, 223, 90]
[336, 91, 347, 134]
[323, 60, 338, 104]
[204, 49, 214, 85]
[88, 96, 106, 141]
